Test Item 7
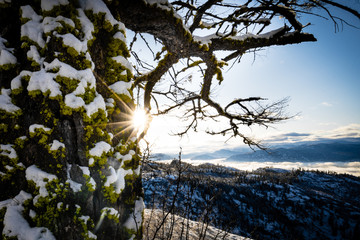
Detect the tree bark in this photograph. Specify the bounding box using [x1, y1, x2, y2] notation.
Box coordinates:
[0, 1, 143, 239]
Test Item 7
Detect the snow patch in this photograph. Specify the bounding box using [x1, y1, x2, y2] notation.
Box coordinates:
[27, 45, 42, 65]
[3, 203, 56, 240]
[113, 31, 126, 43]
[0, 144, 17, 159]
[29, 124, 52, 133]
[1, 191, 56, 240]
[111, 55, 133, 73]
[41, 0, 69, 11]
[56, 32, 87, 53]
[65, 93, 85, 109]
[25, 165, 57, 204]
[124, 198, 144, 231]
[27, 69, 61, 97]
[109, 81, 132, 97]
[104, 166, 133, 194]
[77, 8, 95, 42]
[50, 140, 65, 151]
[0, 37, 17, 66]
[89, 141, 112, 157]
[43, 15, 75, 34]
[21, 5, 45, 48]
[101, 207, 119, 218]
[84, 93, 106, 117]
[80, 0, 125, 31]
[0, 89, 20, 113]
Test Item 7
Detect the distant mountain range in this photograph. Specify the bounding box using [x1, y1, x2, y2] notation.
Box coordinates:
[227, 142, 360, 162]
[153, 138, 360, 162]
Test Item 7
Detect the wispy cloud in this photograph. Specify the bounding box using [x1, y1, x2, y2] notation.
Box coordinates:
[321, 101, 333, 107]
[266, 123, 360, 144]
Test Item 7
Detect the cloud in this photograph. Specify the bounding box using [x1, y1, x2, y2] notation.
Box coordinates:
[321, 101, 332, 107]
[282, 132, 311, 137]
[265, 123, 360, 144]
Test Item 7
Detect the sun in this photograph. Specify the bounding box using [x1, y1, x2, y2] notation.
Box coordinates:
[132, 108, 148, 132]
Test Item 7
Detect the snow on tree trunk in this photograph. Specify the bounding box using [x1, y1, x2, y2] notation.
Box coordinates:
[0, 1, 143, 239]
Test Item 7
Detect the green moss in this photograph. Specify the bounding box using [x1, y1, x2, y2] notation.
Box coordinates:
[83, 175, 95, 192]
[29, 126, 52, 146]
[0, 108, 22, 120]
[28, 89, 43, 98]
[55, 76, 80, 94]
[100, 208, 120, 223]
[103, 185, 119, 203]
[11, 87, 23, 96]
[0, 63, 17, 71]
[15, 136, 27, 149]
[0, 123, 8, 133]
[80, 85, 96, 105]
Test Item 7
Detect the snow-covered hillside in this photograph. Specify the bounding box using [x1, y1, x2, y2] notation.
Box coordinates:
[143, 160, 360, 240]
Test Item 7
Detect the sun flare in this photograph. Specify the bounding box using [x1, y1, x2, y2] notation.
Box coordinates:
[132, 108, 148, 131]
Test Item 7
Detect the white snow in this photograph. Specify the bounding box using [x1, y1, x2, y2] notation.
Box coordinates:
[5, 165, 13, 171]
[45, 58, 95, 84]
[26, 45, 42, 65]
[21, 5, 45, 48]
[109, 81, 132, 97]
[0, 49, 17, 65]
[25, 165, 57, 204]
[79, 166, 96, 190]
[1, 191, 56, 240]
[10, 70, 31, 90]
[87, 231, 97, 239]
[27, 69, 61, 97]
[79, 166, 90, 176]
[21, 5, 42, 22]
[45, 59, 104, 115]
[3, 204, 56, 240]
[111, 55, 133, 73]
[29, 209, 36, 218]
[122, 153, 132, 161]
[41, 0, 69, 11]
[89, 141, 112, 157]
[84, 93, 106, 117]
[104, 166, 133, 194]
[101, 207, 119, 218]
[67, 179, 83, 192]
[66, 164, 83, 192]
[29, 124, 52, 133]
[42, 15, 75, 34]
[89, 157, 95, 166]
[77, 9, 95, 42]
[0, 37, 17, 65]
[105, 98, 114, 108]
[113, 31, 126, 43]
[0, 89, 20, 113]
[80, 0, 125, 31]
[49, 140, 65, 151]
[124, 198, 144, 231]
[56, 32, 87, 54]
[0, 144, 17, 159]
[65, 93, 85, 109]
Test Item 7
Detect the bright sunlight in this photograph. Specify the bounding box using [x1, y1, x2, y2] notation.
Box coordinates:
[132, 108, 148, 132]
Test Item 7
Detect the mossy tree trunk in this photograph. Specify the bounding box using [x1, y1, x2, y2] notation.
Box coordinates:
[0, 1, 143, 239]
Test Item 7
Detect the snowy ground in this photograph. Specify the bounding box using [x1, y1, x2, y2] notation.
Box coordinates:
[143, 209, 250, 240]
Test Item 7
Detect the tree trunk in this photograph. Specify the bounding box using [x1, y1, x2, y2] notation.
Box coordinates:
[0, 1, 143, 239]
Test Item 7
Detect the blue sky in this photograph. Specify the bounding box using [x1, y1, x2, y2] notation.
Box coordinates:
[141, 6, 360, 154]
